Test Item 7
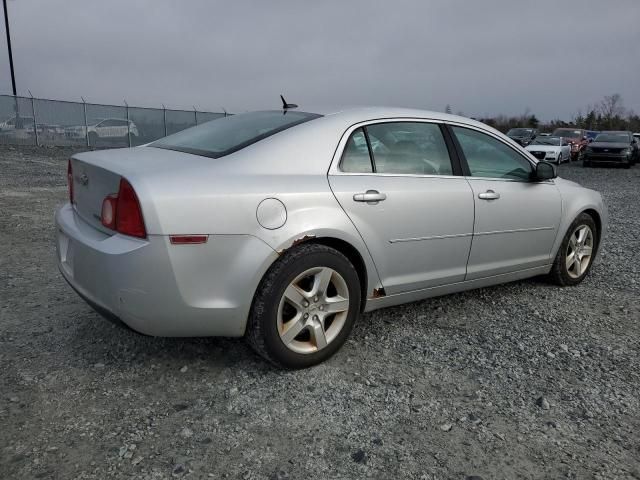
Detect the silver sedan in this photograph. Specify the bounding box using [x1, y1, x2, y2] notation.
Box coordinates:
[55, 107, 607, 368]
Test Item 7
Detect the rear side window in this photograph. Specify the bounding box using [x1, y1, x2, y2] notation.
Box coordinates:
[452, 126, 532, 181]
[340, 128, 373, 173]
[151, 110, 321, 158]
[367, 122, 453, 175]
[340, 122, 453, 175]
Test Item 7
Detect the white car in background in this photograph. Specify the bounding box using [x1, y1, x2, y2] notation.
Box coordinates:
[66, 118, 139, 144]
[0, 115, 35, 132]
[525, 136, 571, 164]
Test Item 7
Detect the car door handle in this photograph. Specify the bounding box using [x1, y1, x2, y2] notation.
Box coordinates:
[478, 190, 500, 200]
[353, 190, 387, 203]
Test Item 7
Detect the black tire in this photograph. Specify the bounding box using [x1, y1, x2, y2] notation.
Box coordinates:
[88, 132, 98, 147]
[548, 213, 598, 286]
[623, 159, 631, 169]
[583, 159, 591, 167]
[246, 243, 361, 369]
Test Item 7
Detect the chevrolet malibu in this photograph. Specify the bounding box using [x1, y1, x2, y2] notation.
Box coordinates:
[56, 107, 607, 368]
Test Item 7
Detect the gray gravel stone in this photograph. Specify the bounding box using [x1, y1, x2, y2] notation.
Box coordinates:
[1, 147, 639, 479]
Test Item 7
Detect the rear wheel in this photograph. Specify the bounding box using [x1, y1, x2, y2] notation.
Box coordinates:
[88, 132, 98, 147]
[548, 213, 597, 286]
[583, 159, 591, 167]
[247, 243, 361, 368]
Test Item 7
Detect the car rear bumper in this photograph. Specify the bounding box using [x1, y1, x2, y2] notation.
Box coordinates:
[55, 203, 278, 337]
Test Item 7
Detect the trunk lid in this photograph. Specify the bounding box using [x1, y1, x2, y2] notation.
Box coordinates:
[69, 146, 215, 234]
[70, 158, 121, 233]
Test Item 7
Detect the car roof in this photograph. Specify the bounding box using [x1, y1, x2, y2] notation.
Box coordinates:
[301, 106, 494, 132]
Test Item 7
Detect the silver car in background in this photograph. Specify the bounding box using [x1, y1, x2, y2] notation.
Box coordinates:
[55, 107, 607, 368]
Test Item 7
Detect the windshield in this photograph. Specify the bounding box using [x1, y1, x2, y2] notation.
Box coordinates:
[507, 128, 533, 136]
[531, 137, 560, 146]
[553, 129, 581, 138]
[151, 110, 321, 158]
[594, 133, 629, 143]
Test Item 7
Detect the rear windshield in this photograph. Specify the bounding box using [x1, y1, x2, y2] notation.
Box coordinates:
[151, 110, 322, 158]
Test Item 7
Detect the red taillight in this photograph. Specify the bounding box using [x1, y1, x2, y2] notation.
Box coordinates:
[100, 178, 147, 239]
[67, 159, 74, 204]
[115, 179, 146, 238]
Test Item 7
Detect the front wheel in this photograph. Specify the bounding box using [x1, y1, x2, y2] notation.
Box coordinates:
[548, 213, 597, 286]
[247, 243, 361, 368]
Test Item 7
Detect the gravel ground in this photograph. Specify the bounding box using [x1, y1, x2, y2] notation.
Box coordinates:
[1, 145, 639, 480]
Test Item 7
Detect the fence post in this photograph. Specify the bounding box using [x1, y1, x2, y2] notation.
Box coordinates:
[193, 106, 197, 126]
[162, 104, 167, 137]
[81, 96, 89, 147]
[125, 99, 131, 147]
[28, 91, 39, 146]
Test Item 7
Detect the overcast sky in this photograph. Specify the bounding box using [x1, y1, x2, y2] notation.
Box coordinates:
[1, 0, 639, 121]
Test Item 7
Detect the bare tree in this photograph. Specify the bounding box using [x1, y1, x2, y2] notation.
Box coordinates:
[598, 94, 625, 129]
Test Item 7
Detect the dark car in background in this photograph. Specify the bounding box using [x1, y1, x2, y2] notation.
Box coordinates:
[583, 131, 638, 168]
[506, 127, 537, 146]
[552, 128, 589, 161]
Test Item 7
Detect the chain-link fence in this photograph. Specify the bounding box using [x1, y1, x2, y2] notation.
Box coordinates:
[0, 95, 227, 148]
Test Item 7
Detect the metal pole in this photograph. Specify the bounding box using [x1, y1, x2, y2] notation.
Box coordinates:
[162, 104, 167, 136]
[28, 90, 38, 146]
[81, 96, 89, 147]
[2, 0, 17, 96]
[125, 99, 131, 147]
[193, 106, 197, 126]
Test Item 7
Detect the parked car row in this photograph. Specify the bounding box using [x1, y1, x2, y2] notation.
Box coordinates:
[0, 114, 140, 145]
[0, 115, 66, 138]
[507, 125, 638, 167]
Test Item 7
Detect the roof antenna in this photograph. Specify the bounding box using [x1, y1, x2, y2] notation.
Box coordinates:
[280, 94, 298, 110]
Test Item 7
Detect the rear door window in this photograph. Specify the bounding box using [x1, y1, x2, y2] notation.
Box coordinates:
[366, 122, 453, 175]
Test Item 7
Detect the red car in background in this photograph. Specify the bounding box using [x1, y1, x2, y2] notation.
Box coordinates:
[552, 128, 590, 161]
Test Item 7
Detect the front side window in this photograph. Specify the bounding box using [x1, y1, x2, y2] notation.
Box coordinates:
[452, 126, 532, 181]
[366, 122, 453, 175]
[152, 110, 321, 158]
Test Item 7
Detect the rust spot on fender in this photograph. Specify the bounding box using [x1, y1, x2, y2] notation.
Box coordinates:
[371, 287, 386, 298]
[277, 234, 317, 255]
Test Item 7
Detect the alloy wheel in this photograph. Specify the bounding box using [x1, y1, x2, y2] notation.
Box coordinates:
[277, 267, 350, 354]
[566, 225, 594, 279]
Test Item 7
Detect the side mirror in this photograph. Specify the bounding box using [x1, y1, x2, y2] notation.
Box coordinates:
[589, 138, 594, 143]
[534, 161, 557, 181]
